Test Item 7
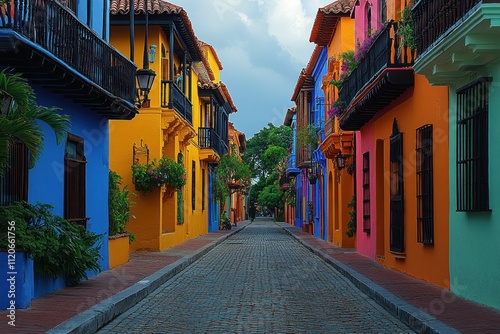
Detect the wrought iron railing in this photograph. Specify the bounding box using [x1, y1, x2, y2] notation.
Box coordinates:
[338, 22, 414, 118]
[0, 0, 136, 102]
[279, 173, 291, 190]
[161, 80, 193, 124]
[198, 127, 227, 156]
[412, 0, 485, 58]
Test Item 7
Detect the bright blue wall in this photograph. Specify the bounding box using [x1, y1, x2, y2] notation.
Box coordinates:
[27, 84, 110, 297]
[76, 0, 109, 41]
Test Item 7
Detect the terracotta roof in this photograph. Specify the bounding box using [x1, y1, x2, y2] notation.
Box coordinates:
[291, 45, 322, 102]
[283, 106, 296, 126]
[110, 0, 183, 15]
[199, 41, 224, 71]
[309, 0, 355, 46]
[220, 82, 237, 113]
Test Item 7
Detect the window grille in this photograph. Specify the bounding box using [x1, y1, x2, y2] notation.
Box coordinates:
[416, 124, 433, 244]
[362, 152, 370, 232]
[390, 119, 404, 253]
[456, 77, 491, 211]
[0, 141, 28, 206]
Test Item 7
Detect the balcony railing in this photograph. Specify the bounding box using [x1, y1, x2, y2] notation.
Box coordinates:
[338, 22, 414, 118]
[0, 0, 136, 103]
[413, 0, 484, 58]
[198, 127, 228, 156]
[279, 173, 291, 191]
[324, 117, 335, 137]
[161, 80, 193, 124]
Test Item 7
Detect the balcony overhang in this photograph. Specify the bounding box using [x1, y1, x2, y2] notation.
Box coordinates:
[200, 149, 220, 163]
[162, 111, 196, 146]
[286, 167, 301, 177]
[319, 131, 354, 160]
[0, 31, 137, 120]
[413, 4, 500, 86]
[339, 68, 414, 130]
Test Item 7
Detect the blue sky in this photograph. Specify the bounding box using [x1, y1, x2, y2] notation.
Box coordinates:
[172, 0, 323, 139]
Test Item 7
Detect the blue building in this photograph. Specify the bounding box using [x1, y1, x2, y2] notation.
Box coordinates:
[0, 0, 136, 308]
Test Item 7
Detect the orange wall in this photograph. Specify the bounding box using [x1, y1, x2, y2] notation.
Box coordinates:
[373, 74, 449, 288]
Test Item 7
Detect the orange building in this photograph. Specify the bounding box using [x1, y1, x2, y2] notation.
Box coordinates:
[338, 0, 450, 288]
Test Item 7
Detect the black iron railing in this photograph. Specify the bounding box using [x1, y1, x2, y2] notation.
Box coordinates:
[198, 127, 227, 156]
[412, 0, 486, 58]
[338, 22, 414, 117]
[279, 173, 291, 190]
[0, 0, 136, 102]
[161, 80, 193, 124]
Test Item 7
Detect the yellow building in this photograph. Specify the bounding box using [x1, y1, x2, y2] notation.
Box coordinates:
[108, 1, 235, 251]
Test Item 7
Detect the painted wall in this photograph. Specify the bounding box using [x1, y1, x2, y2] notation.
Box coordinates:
[27, 83, 112, 295]
[109, 23, 209, 252]
[448, 65, 500, 309]
[365, 75, 450, 288]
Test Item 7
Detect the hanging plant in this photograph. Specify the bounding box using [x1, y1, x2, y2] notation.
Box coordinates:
[132, 156, 186, 193]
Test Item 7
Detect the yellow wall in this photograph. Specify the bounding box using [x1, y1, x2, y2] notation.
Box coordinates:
[110, 23, 209, 252]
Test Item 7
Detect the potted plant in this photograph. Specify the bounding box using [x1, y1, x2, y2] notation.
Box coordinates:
[108, 170, 135, 269]
[131, 156, 186, 194]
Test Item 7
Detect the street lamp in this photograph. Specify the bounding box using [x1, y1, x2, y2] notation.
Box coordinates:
[307, 157, 320, 185]
[336, 152, 348, 171]
[135, 0, 156, 108]
[0, 91, 13, 117]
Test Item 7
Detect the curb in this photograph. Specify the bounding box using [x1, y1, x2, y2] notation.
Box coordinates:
[278, 223, 459, 334]
[47, 224, 250, 334]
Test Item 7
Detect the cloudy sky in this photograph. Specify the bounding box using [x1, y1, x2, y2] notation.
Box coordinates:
[172, 0, 324, 139]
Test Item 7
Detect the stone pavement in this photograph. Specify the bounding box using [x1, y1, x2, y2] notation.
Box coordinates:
[1, 218, 499, 333]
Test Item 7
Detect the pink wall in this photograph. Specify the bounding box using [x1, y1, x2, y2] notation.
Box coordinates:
[355, 128, 376, 259]
[355, 0, 381, 48]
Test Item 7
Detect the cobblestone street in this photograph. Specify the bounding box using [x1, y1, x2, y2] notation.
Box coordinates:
[98, 220, 413, 333]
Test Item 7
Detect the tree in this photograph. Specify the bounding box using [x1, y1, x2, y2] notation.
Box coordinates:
[242, 124, 292, 218]
[0, 69, 70, 175]
[214, 144, 252, 217]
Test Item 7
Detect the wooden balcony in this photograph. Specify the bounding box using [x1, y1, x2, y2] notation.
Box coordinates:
[161, 80, 193, 125]
[279, 173, 291, 192]
[198, 127, 228, 163]
[0, 0, 137, 119]
[338, 22, 414, 130]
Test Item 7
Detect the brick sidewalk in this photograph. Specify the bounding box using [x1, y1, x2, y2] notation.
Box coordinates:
[3, 219, 500, 333]
[278, 222, 500, 334]
[0, 224, 246, 334]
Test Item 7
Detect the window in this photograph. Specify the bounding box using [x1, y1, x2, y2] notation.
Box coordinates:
[389, 119, 404, 253]
[192, 160, 196, 211]
[362, 152, 370, 232]
[456, 78, 491, 212]
[0, 141, 28, 206]
[416, 125, 433, 244]
[64, 134, 87, 227]
[380, 0, 387, 23]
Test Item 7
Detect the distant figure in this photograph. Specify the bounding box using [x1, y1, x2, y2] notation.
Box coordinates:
[249, 202, 256, 222]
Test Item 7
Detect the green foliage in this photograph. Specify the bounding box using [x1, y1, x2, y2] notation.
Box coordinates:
[242, 123, 292, 180]
[108, 170, 135, 243]
[297, 124, 319, 151]
[0, 69, 70, 175]
[0, 201, 103, 286]
[258, 184, 283, 213]
[132, 156, 186, 193]
[346, 194, 356, 238]
[177, 189, 184, 224]
[398, 2, 416, 50]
